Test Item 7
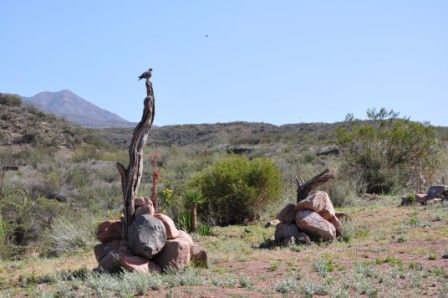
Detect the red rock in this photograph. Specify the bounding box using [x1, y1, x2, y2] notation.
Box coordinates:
[178, 230, 194, 247]
[191, 244, 208, 268]
[94, 240, 121, 262]
[276, 204, 297, 223]
[135, 203, 155, 217]
[153, 237, 191, 270]
[154, 213, 180, 239]
[134, 197, 146, 208]
[296, 191, 342, 235]
[118, 254, 161, 273]
[97, 220, 122, 243]
[295, 210, 336, 241]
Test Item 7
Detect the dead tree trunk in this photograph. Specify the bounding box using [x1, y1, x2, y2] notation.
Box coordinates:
[117, 80, 155, 241]
[296, 169, 334, 202]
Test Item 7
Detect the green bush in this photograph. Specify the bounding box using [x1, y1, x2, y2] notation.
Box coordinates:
[337, 109, 439, 194]
[190, 155, 282, 225]
[0, 93, 22, 107]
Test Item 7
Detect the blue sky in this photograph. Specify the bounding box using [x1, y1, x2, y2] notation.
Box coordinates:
[1, 1, 447, 126]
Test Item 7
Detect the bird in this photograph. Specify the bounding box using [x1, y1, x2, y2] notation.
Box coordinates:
[138, 68, 152, 81]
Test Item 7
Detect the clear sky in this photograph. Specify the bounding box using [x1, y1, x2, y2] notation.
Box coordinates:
[1, 1, 447, 126]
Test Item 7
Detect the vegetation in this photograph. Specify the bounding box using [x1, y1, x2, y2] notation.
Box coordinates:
[1, 102, 447, 296]
[190, 155, 283, 225]
[337, 108, 440, 194]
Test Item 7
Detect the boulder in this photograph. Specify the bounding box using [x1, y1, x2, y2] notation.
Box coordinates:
[153, 237, 191, 270]
[154, 213, 180, 239]
[94, 240, 121, 262]
[264, 219, 281, 228]
[98, 249, 122, 273]
[295, 210, 336, 241]
[178, 230, 194, 247]
[128, 214, 167, 259]
[275, 223, 310, 245]
[135, 203, 155, 217]
[118, 254, 162, 274]
[191, 244, 208, 268]
[295, 191, 335, 219]
[427, 185, 448, 199]
[97, 220, 122, 243]
[296, 191, 342, 235]
[276, 204, 297, 224]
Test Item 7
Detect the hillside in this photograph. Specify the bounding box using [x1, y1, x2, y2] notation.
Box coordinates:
[0, 93, 100, 148]
[23, 90, 134, 128]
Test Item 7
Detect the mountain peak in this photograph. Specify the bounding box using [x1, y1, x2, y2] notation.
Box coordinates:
[23, 90, 134, 128]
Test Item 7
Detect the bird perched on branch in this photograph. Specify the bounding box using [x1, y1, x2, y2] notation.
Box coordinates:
[138, 68, 152, 81]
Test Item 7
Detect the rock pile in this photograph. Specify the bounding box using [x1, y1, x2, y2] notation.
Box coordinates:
[274, 191, 343, 245]
[94, 197, 208, 273]
[401, 185, 448, 206]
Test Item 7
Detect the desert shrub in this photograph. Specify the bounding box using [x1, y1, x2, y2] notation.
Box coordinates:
[337, 108, 439, 194]
[0, 93, 22, 107]
[0, 190, 64, 258]
[190, 155, 282, 225]
[44, 215, 95, 256]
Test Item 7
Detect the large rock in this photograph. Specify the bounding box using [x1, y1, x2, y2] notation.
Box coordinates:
[191, 244, 208, 268]
[295, 210, 336, 241]
[97, 220, 122, 243]
[94, 240, 121, 262]
[118, 254, 162, 274]
[427, 185, 448, 199]
[153, 237, 191, 270]
[128, 214, 167, 259]
[296, 191, 342, 235]
[276, 204, 297, 224]
[274, 223, 310, 245]
[178, 230, 194, 247]
[154, 213, 180, 239]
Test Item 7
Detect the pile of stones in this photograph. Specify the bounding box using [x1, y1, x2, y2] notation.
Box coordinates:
[94, 197, 207, 273]
[401, 185, 448, 206]
[273, 191, 344, 245]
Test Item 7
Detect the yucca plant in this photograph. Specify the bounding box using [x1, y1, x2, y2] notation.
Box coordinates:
[184, 190, 206, 232]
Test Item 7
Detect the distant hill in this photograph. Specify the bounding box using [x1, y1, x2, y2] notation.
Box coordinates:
[23, 90, 134, 128]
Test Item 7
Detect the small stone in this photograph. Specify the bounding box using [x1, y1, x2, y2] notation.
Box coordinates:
[94, 240, 121, 262]
[275, 223, 310, 245]
[98, 249, 122, 273]
[135, 203, 155, 217]
[264, 219, 281, 228]
[134, 197, 148, 208]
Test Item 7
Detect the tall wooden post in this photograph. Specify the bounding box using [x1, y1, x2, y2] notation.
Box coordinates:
[117, 80, 155, 241]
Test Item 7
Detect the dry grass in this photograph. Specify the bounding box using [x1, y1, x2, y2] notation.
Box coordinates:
[1, 197, 447, 297]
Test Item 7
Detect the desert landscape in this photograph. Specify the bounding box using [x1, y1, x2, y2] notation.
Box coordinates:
[1, 1, 447, 297]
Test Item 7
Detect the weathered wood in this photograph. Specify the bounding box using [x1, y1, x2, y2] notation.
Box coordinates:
[117, 80, 155, 241]
[296, 169, 334, 202]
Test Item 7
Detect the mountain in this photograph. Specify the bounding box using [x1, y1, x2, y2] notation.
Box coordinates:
[23, 90, 134, 128]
